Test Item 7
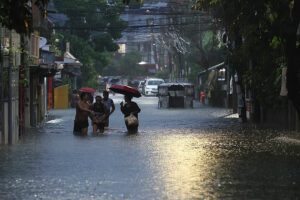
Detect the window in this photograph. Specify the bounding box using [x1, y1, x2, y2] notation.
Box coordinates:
[148, 80, 163, 85]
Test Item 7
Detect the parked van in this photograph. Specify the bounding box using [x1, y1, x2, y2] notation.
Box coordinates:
[144, 78, 164, 96]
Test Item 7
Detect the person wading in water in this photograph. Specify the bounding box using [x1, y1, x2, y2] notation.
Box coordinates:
[92, 96, 109, 134]
[102, 90, 115, 128]
[73, 92, 94, 135]
[120, 95, 141, 133]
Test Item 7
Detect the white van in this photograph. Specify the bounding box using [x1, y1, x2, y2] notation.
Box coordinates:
[144, 78, 165, 96]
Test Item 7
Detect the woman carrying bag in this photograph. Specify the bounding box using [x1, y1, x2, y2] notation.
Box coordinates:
[120, 95, 141, 133]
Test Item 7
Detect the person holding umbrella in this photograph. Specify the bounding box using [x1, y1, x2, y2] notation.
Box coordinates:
[109, 84, 141, 133]
[120, 95, 141, 133]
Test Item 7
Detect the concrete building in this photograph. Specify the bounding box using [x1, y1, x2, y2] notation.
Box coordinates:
[0, 27, 21, 144]
[117, 2, 170, 72]
[1, 2, 59, 144]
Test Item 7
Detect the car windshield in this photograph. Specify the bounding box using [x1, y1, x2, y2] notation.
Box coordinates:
[148, 80, 163, 85]
[139, 82, 144, 86]
[110, 79, 120, 84]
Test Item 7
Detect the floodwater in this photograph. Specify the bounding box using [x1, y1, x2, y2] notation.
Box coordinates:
[0, 95, 300, 200]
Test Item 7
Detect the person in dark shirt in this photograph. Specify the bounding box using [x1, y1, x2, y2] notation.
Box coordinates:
[92, 96, 108, 134]
[120, 95, 141, 133]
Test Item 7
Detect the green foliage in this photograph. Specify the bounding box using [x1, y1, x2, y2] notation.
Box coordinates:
[127, 0, 143, 9]
[53, 0, 127, 49]
[270, 36, 282, 49]
[102, 59, 121, 76]
[187, 62, 203, 83]
[169, 2, 223, 83]
[93, 34, 119, 52]
[119, 51, 147, 78]
[103, 51, 147, 78]
[155, 71, 169, 80]
[183, 30, 222, 83]
[61, 77, 72, 87]
[194, 0, 300, 109]
[52, 0, 127, 87]
[0, 0, 49, 35]
[81, 64, 99, 88]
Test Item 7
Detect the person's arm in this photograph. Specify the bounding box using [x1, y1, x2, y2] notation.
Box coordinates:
[120, 102, 126, 115]
[110, 99, 115, 115]
[130, 102, 141, 115]
[77, 102, 93, 114]
[89, 104, 94, 110]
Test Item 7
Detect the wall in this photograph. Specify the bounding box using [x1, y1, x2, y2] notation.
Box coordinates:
[0, 28, 20, 144]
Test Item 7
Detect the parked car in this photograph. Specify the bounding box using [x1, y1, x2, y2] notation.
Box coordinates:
[144, 78, 165, 96]
[106, 77, 121, 91]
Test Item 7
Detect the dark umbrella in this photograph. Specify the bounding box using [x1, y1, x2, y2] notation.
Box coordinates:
[109, 84, 141, 98]
[78, 87, 96, 93]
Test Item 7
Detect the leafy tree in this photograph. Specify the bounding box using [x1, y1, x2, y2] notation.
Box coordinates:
[53, 0, 127, 52]
[155, 71, 169, 80]
[0, 0, 50, 34]
[119, 51, 147, 78]
[103, 51, 146, 77]
[53, 0, 128, 87]
[194, 0, 300, 113]
[185, 30, 224, 83]
[102, 59, 122, 76]
[63, 34, 100, 88]
[158, 1, 223, 83]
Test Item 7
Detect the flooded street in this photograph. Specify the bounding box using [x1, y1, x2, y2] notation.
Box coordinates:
[1, 95, 300, 200]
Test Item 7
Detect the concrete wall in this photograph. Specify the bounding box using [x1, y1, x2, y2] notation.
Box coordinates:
[3, 103, 9, 144]
[0, 29, 20, 144]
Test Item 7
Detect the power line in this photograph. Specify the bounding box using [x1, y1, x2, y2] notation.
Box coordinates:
[52, 20, 214, 32]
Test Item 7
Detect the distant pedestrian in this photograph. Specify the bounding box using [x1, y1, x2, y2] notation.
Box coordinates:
[73, 92, 94, 135]
[120, 95, 141, 133]
[200, 91, 205, 105]
[102, 91, 115, 127]
[92, 96, 109, 134]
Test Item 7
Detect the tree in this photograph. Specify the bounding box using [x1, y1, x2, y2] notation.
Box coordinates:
[119, 51, 146, 78]
[0, 0, 50, 34]
[194, 0, 300, 113]
[157, 1, 223, 83]
[103, 51, 146, 77]
[52, 0, 128, 87]
[53, 0, 127, 52]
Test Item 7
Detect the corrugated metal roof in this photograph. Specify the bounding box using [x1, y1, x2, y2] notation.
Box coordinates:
[198, 62, 225, 75]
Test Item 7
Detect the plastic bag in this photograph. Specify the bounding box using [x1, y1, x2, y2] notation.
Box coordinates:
[124, 114, 139, 126]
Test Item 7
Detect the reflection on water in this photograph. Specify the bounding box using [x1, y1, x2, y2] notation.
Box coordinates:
[152, 135, 213, 199]
[0, 96, 300, 199]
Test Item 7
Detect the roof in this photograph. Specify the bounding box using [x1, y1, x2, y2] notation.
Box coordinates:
[64, 51, 76, 60]
[146, 78, 164, 81]
[55, 54, 83, 67]
[198, 62, 225, 75]
[159, 82, 194, 87]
